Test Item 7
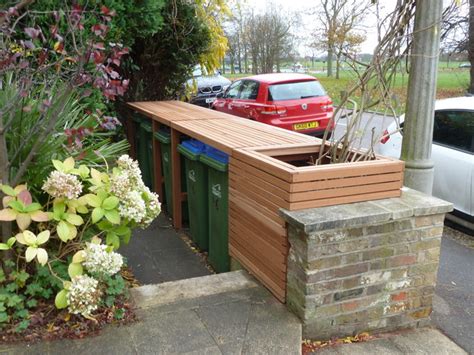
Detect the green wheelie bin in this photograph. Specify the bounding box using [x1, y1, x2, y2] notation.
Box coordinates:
[154, 130, 173, 216]
[200, 146, 229, 273]
[132, 115, 142, 161]
[153, 130, 188, 221]
[177, 140, 209, 251]
[139, 119, 153, 189]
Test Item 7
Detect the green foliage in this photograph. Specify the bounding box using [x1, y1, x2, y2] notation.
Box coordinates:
[101, 274, 126, 308]
[28, 0, 165, 47]
[126, 0, 212, 101]
[1, 79, 129, 194]
[0, 269, 31, 330]
[0, 261, 68, 331]
[0, 155, 160, 330]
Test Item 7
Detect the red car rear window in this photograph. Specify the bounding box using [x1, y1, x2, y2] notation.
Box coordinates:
[268, 80, 326, 101]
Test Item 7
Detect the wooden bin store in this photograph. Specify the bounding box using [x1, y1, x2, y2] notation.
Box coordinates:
[126, 101, 404, 302]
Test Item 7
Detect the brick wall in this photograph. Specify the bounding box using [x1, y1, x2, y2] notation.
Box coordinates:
[280, 188, 453, 339]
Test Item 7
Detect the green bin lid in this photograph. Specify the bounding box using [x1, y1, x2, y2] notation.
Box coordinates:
[200, 154, 228, 172]
[177, 144, 200, 161]
[141, 121, 152, 132]
[132, 115, 142, 123]
[154, 130, 171, 144]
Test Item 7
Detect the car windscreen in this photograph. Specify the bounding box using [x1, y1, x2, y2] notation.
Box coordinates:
[268, 80, 326, 101]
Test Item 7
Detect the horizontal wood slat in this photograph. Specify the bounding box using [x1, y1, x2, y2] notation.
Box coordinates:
[229, 223, 287, 280]
[229, 244, 286, 302]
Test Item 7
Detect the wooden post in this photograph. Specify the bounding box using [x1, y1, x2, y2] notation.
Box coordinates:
[127, 114, 137, 159]
[171, 128, 182, 229]
[152, 120, 163, 199]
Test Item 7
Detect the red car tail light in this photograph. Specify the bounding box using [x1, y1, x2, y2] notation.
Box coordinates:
[260, 105, 287, 115]
[380, 129, 390, 144]
[321, 100, 333, 112]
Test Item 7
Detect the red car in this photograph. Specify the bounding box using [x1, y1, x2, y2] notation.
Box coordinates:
[212, 73, 334, 136]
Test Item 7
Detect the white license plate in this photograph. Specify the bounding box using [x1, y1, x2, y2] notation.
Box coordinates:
[205, 97, 216, 104]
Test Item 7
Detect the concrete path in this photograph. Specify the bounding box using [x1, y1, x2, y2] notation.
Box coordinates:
[315, 328, 466, 354]
[433, 229, 474, 353]
[0, 271, 302, 354]
[119, 213, 211, 284]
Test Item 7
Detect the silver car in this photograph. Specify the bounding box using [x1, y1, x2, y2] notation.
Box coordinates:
[378, 97, 474, 232]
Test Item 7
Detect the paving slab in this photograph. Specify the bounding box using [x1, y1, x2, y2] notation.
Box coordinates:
[0, 271, 302, 355]
[315, 328, 467, 355]
[119, 213, 211, 284]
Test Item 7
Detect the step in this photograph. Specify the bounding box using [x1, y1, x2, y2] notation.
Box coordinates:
[130, 270, 303, 354]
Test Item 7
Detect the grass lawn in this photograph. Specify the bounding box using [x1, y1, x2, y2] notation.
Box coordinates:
[224, 62, 470, 111]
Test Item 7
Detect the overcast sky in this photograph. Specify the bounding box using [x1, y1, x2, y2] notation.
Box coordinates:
[247, 0, 460, 55]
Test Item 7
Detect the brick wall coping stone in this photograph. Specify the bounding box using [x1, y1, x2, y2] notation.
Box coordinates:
[280, 187, 453, 234]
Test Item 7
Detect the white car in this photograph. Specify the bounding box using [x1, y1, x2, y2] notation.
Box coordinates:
[378, 97, 474, 232]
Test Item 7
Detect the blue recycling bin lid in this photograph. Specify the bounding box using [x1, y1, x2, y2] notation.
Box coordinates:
[203, 145, 229, 164]
[181, 139, 206, 155]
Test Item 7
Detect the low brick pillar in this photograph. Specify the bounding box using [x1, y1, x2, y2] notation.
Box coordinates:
[280, 188, 453, 339]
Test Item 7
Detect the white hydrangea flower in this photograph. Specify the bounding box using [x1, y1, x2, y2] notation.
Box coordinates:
[42, 171, 83, 199]
[67, 275, 101, 316]
[116, 155, 144, 188]
[109, 155, 161, 227]
[119, 190, 147, 224]
[141, 187, 161, 227]
[83, 242, 124, 276]
[109, 171, 132, 200]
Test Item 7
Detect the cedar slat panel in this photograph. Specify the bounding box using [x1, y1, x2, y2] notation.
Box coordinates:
[209, 120, 299, 145]
[292, 160, 404, 182]
[230, 170, 289, 201]
[229, 205, 287, 247]
[229, 189, 284, 226]
[224, 117, 317, 143]
[229, 177, 289, 211]
[288, 181, 402, 203]
[229, 223, 287, 278]
[230, 159, 291, 192]
[290, 172, 403, 193]
[183, 120, 272, 147]
[229, 245, 286, 302]
[232, 150, 294, 182]
[288, 190, 402, 210]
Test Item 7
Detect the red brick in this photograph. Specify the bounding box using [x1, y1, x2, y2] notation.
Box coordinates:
[388, 255, 417, 268]
[391, 292, 408, 302]
[409, 307, 432, 319]
[341, 300, 360, 312]
[334, 263, 369, 278]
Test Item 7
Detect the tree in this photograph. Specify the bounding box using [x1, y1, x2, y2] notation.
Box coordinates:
[328, 20, 366, 78]
[469, 0, 474, 93]
[225, 28, 239, 73]
[314, 0, 371, 77]
[441, 0, 473, 93]
[194, 0, 230, 73]
[226, 0, 248, 73]
[243, 7, 294, 74]
[124, 0, 212, 101]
